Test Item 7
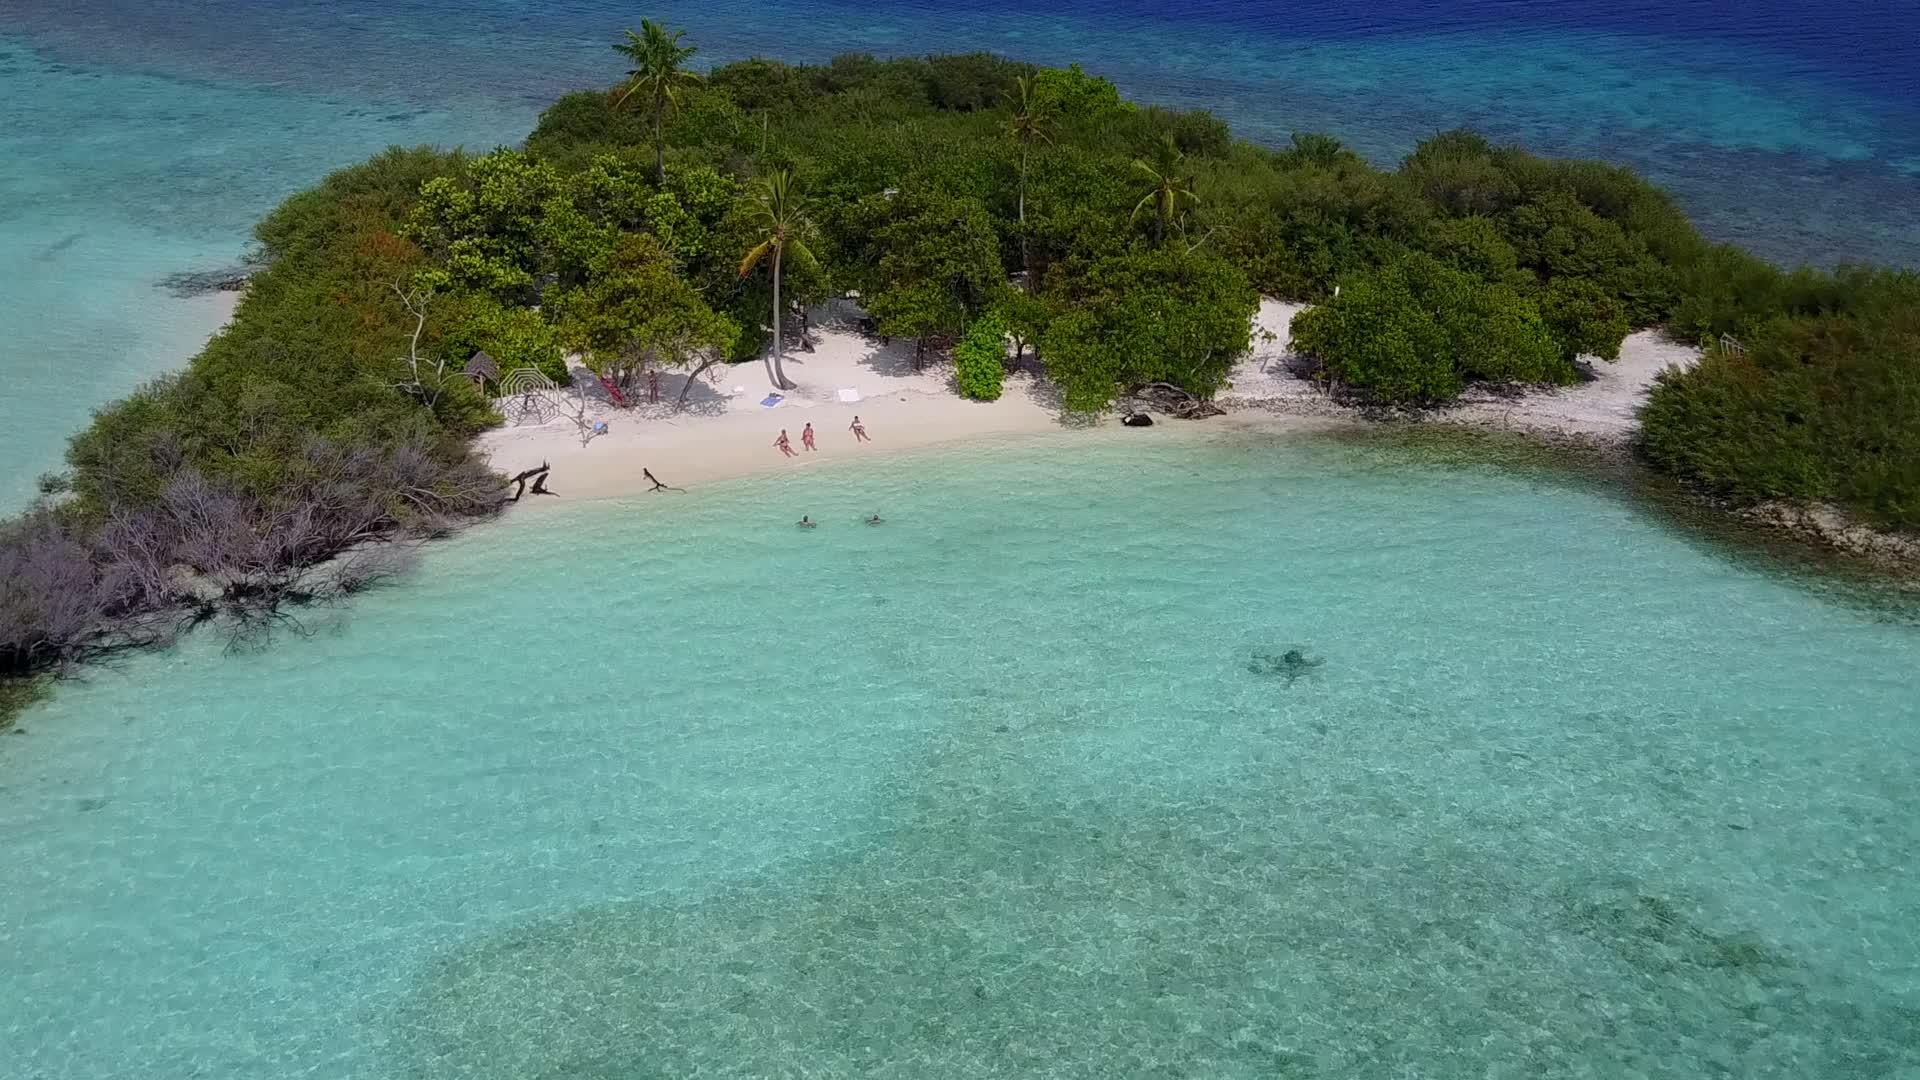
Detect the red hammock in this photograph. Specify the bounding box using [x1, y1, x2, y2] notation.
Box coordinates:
[598, 375, 628, 408]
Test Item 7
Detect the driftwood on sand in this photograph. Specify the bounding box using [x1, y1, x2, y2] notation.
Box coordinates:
[1128, 382, 1224, 420]
[506, 463, 558, 502]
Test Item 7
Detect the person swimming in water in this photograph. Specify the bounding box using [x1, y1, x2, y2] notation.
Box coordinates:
[866, 514, 883, 525]
[1249, 647, 1325, 685]
[1277, 648, 1324, 684]
[797, 515, 816, 528]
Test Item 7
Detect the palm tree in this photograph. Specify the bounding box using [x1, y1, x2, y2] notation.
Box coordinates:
[1131, 136, 1200, 247]
[1004, 75, 1053, 288]
[738, 170, 816, 391]
[611, 21, 702, 184]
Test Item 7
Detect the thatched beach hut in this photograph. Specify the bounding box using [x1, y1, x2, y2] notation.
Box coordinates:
[464, 350, 500, 388]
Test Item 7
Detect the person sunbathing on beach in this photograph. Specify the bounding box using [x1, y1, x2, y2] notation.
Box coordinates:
[798, 515, 816, 528]
[849, 415, 870, 442]
[801, 422, 816, 451]
[774, 429, 796, 458]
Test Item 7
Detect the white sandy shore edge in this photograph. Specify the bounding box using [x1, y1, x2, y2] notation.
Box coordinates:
[478, 300, 1699, 506]
[200, 289, 243, 330]
[1219, 301, 1702, 441]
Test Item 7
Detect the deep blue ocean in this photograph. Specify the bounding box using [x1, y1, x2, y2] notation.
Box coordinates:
[4, 0, 1919, 506]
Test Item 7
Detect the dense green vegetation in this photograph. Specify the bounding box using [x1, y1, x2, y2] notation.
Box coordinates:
[69, 146, 496, 510]
[954, 311, 1009, 402]
[1, 146, 501, 694]
[3, 28, 1916, 715]
[1291, 254, 1569, 403]
[1640, 269, 1920, 529]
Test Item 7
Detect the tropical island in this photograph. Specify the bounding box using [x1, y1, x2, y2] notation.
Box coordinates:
[2, 23, 1916, 718]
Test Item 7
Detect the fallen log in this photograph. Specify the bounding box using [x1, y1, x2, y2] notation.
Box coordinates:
[1129, 382, 1224, 419]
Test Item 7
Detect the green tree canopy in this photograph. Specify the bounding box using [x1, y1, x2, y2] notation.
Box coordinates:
[1640, 270, 1920, 530]
[1039, 248, 1255, 412]
[444, 295, 571, 386]
[1290, 255, 1571, 403]
[1029, 64, 1130, 122]
[406, 151, 574, 299]
[865, 190, 1004, 358]
[1540, 277, 1629, 363]
[954, 310, 1010, 402]
[552, 233, 739, 393]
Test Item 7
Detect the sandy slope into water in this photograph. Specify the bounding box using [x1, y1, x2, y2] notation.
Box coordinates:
[477, 301, 1700, 503]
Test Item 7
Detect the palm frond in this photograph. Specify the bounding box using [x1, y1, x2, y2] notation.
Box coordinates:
[786, 237, 820, 273]
[738, 238, 774, 278]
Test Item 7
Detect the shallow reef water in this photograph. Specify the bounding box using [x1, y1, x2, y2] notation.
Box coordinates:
[4, 432, 1916, 1077]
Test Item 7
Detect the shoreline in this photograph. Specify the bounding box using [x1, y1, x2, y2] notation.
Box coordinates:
[477, 298, 1920, 576]
[478, 301, 1373, 504]
[479, 298, 1691, 504]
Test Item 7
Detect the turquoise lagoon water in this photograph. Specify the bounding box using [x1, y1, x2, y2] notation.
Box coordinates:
[0, 35, 525, 510]
[5, 0, 1920, 507]
[5, 432, 1917, 1077]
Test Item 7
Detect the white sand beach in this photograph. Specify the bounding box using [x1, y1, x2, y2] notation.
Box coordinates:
[1220, 301, 1702, 439]
[478, 311, 1068, 501]
[479, 300, 1699, 503]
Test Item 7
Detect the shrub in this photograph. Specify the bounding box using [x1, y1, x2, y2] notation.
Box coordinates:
[1030, 63, 1130, 121]
[1290, 255, 1574, 403]
[1040, 248, 1255, 412]
[1505, 190, 1673, 325]
[921, 52, 1031, 112]
[1640, 271, 1920, 530]
[451, 299, 572, 386]
[3, 434, 500, 679]
[1290, 272, 1459, 403]
[1540, 277, 1629, 363]
[954, 311, 1010, 401]
[1418, 214, 1528, 288]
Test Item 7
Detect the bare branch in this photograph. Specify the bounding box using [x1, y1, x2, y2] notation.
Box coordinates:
[388, 280, 446, 408]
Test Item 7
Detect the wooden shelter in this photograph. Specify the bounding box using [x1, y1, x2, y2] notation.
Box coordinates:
[464, 350, 500, 386]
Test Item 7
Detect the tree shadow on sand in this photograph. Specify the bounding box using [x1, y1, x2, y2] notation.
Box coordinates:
[562, 362, 737, 419]
[853, 335, 939, 380]
[1020, 375, 1097, 428]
